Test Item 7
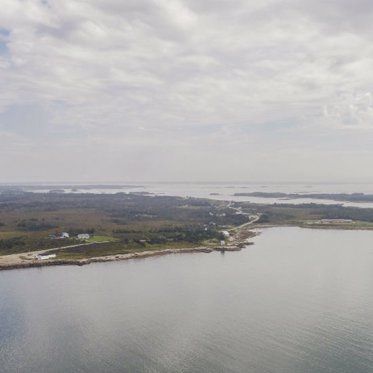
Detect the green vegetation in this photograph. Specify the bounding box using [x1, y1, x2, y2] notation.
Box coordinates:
[3, 191, 373, 260]
[0, 192, 246, 257]
[0, 235, 80, 256]
[48, 241, 198, 260]
[85, 235, 117, 243]
[240, 202, 373, 229]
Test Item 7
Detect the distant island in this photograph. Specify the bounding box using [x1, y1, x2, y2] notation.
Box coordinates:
[234, 192, 373, 203]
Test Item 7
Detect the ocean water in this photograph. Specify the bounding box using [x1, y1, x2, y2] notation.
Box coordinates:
[1, 227, 373, 372]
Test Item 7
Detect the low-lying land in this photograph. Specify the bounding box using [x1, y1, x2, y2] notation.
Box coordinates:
[234, 191, 373, 203]
[1, 191, 373, 270]
[247, 202, 373, 229]
[0, 192, 254, 270]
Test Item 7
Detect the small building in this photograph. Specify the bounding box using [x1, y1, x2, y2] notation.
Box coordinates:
[320, 219, 353, 224]
[77, 233, 90, 240]
[222, 230, 230, 238]
[37, 254, 56, 260]
[220, 240, 225, 246]
[61, 232, 70, 238]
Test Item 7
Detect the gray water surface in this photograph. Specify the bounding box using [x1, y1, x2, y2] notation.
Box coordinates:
[1, 227, 373, 372]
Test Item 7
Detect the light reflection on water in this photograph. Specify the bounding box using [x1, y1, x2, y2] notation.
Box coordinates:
[1, 227, 373, 372]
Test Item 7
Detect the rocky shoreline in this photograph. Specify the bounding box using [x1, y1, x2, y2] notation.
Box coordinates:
[0, 243, 254, 272]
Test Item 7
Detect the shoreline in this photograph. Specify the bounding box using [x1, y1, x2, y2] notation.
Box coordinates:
[0, 212, 260, 272]
[2, 221, 372, 272]
[0, 244, 252, 272]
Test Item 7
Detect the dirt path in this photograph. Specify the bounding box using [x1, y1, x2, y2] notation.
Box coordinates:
[0, 241, 110, 268]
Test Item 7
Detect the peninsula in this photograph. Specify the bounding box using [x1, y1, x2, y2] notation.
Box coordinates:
[2, 191, 373, 271]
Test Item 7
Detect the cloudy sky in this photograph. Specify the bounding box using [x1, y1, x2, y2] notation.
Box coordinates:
[1, 0, 373, 183]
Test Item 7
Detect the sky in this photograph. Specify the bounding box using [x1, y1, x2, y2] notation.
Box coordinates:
[1, 0, 373, 183]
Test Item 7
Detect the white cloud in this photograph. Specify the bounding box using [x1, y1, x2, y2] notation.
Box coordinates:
[0, 0, 373, 182]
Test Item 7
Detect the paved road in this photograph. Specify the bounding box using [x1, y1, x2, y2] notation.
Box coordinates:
[226, 201, 261, 232]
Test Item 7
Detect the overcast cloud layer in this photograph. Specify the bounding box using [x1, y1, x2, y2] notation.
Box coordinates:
[1, 0, 373, 182]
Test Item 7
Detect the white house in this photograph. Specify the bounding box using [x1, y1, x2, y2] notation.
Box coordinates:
[61, 232, 70, 238]
[77, 233, 90, 240]
[37, 254, 57, 260]
[222, 230, 230, 238]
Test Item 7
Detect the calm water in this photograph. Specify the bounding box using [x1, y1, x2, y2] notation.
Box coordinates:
[26, 182, 373, 208]
[1, 227, 373, 372]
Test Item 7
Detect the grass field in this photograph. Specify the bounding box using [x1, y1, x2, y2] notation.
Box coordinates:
[85, 235, 118, 243]
[49, 240, 199, 260]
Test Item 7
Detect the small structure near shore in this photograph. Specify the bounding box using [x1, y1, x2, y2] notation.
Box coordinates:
[48, 232, 70, 239]
[222, 230, 230, 238]
[37, 253, 57, 260]
[77, 233, 90, 240]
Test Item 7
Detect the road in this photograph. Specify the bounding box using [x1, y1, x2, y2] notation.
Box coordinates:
[0, 240, 111, 267]
[226, 201, 261, 232]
